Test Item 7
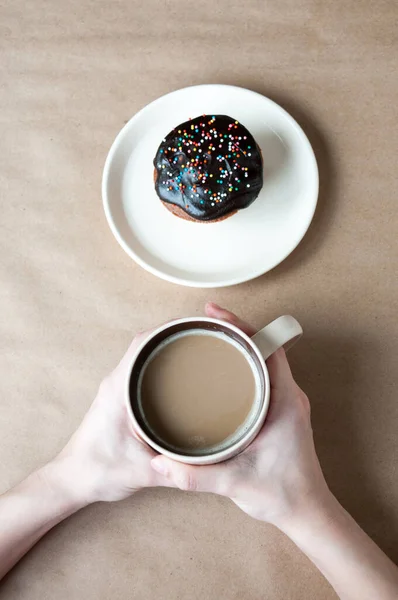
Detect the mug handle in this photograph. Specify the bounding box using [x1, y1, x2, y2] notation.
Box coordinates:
[251, 315, 303, 360]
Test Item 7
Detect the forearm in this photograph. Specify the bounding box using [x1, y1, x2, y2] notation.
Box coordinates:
[281, 493, 398, 600]
[0, 460, 89, 580]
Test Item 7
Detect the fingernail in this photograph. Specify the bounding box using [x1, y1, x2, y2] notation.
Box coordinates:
[207, 301, 222, 310]
[151, 456, 168, 476]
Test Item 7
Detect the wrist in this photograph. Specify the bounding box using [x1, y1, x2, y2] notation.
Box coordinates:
[38, 457, 94, 515]
[278, 487, 341, 543]
[275, 483, 341, 542]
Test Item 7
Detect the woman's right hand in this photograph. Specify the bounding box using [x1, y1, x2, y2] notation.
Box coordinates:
[152, 304, 398, 600]
[151, 303, 332, 530]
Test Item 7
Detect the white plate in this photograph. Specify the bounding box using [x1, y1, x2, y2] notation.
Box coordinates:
[102, 84, 318, 287]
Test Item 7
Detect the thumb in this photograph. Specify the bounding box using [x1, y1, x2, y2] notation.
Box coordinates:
[151, 456, 230, 495]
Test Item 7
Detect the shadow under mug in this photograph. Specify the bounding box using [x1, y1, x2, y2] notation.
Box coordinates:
[126, 316, 302, 465]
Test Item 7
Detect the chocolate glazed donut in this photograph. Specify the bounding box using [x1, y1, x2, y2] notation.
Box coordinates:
[153, 115, 263, 223]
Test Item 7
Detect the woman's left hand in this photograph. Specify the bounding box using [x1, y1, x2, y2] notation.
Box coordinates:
[51, 329, 173, 505]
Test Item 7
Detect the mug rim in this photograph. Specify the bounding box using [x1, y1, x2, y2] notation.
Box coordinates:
[125, 317, 270, 465]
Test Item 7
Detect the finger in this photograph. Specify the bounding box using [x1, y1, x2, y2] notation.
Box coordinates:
[205, 302, 256, 337]
[129, 422, 175, 487]
[119, 316, 179, 373]
[151, 456, 230, 496]
[138, 448, 178, 489]
[266, 348, 295, 391]
[115, 329, 155, 376]
[121, 329, 153, 363]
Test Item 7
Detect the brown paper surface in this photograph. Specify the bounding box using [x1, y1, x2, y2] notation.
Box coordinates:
[1, 1, 397, 598]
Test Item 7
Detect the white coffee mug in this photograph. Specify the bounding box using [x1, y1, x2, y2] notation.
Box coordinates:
[126, 315, 302, 465]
